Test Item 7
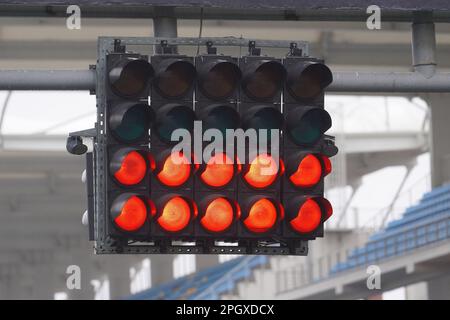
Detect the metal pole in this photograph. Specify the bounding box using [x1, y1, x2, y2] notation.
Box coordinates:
[153, 7, 178, 53]
[0, 70, 95, 91]
[412, 12, 436, 78]
[0, 69, 449, 92]
[153, 8, 178, 38]
[328, 71, 450, 92]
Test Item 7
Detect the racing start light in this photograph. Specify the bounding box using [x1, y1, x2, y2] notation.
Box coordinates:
[198, 60, 242, 100]
[92, 41, 337, 256]
[286, 62, 332, 101]
[243, 154, 282, 189]
[155, 151, 192, 187]
[111, 149, 147, 186]
[154, 59, 196, 98]
[200, 197, 236, 233]
[111, 194, 148, 232]
[109, 58, 154, 98]
[288, 154, 322, 188]
[242, 60, 286, 101]
[157, 196, 196, 232]
[200, 153, 236, 188]
[243, 198, 280, 233]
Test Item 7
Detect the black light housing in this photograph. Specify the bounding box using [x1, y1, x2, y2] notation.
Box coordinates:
[241, 59, 286, 101]
[109, 58, 154, 98]
[285, 106, 331, 146]
[286, 62, 332, 101]
[197, 59, 242, 100]
[109, 102, 154, 143]
[241, 105, 283, 133]
[153, 58, 197, 99]
[197, 104, 240, 135]
[153, 103, 197, 144]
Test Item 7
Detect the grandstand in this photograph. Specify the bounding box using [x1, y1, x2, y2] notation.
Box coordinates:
[332, 183, 450, 274]
[129, 256, 268, 300]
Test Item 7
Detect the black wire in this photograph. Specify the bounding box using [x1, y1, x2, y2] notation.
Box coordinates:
[196, 8, 204, 55]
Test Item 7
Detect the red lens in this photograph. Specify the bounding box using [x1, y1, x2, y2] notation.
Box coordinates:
[114, 196, 147, 231]
[157, 152, 191, 187]
[244, 154, 280, 189]
[114, 151, 147, 185]
[289, 154, 322, 188]
[200, 197, 234, 233]
[244, 198, 277, 233]
[157, 196, 192, 232]
[322, 156, 332, 176]
[320, 197, 333, 221]
[200, 153, 234, 187]
[290, 198, 321, 233]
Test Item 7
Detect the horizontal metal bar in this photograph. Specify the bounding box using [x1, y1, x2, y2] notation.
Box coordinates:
[1, 69, 450, 93]
[1, 4, 450, 22]
[107, 36, 309, 49]
[0, 70, 96, 91]
[329, 71, 450, 92]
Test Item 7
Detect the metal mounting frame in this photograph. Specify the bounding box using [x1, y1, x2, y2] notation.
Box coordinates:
[99, 36, 309, 52]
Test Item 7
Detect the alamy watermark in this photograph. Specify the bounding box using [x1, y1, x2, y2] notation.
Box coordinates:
[169, 121, 280, 176]
[66, 265, 81, 290]
[366, 265, 381, 290]
[366, 5, 381, 30]
[66, 5, 81, 30]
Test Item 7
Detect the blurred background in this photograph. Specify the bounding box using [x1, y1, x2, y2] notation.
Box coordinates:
[0, 5, 450, 300]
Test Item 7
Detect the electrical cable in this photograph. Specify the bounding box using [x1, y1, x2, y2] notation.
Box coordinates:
[196, 8, 204, 55]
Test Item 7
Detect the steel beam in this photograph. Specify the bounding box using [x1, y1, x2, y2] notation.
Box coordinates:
[412, 15, 437, 78]
[329, 71, 450, 93]
[0, 69, 449, 93]
[1, 3, 450, 22]
[0, 70, 95, 91]
[153, 7, 178, 38]
[0, 21, 448, 95]
[153, 7, 178, 53]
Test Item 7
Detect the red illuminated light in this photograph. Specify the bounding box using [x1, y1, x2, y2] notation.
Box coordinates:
[114, 196, 147, 232]
[289, 154, 322, 188]
[113, 150, 147, 186]
[244, 198, 278, 233]
[157, 152, 191, 187]
[320, 197, 333, 221]
[290, 198, 322, 233]
[200, 153, 235, 188]
[244, 154, 280, 189]
[322, 156, 332, 176]
[157, 196, 192, 232]
[200, 197, 235, 232]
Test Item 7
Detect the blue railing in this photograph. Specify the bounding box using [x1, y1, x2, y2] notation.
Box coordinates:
[127, 255, 268, 300]
[192, 255, 267, 300]
[276, 183, 450, 294]
[332, 183, 450, 273]
[333, 215, 450, 272]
